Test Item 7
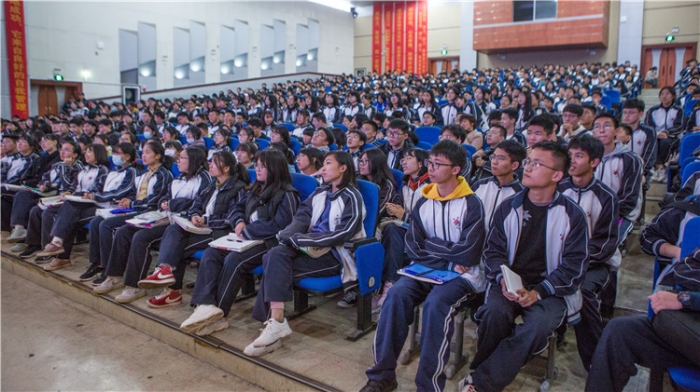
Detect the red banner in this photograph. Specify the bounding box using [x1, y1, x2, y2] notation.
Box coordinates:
[384, 3, 394, 72]
[416, 0, 428, 75]
[394, 1, 405, 72]
[405, 1, 416, 74]
[372, 3, 383, 73]
[4, 0, 29, 118]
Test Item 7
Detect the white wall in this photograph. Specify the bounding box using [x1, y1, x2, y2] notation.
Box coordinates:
[460, 2, 477, 71]
[22, 1, 354, 108]
[618, 0, 645, 67]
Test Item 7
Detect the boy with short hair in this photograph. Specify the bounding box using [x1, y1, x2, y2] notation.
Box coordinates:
[345, 129, 368, 171]
[362, 140, 486, 392]
[380, 119, 413, 171]
[622, 99, 656, 188]
[525, 115, 557, 149]
[500, 108, 527, 147]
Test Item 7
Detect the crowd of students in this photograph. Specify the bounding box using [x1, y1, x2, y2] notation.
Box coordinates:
[2, 59, 700, 392]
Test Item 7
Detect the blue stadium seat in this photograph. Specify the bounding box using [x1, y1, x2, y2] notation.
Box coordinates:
[416, 141, 432, 150]
[334, 124, 348, 132]
[290, 139, 302, 156]
[463, 144, 477, 157]
[415, 126, 442, 145]
[679, 133, 700, 169]
[280, 123, 295, 132]
[291, 173, 319, 202]
[682, 161, 700, 185]
[391, 169, 404, 189]
[203, 137, 215, 149]
[229, 137, 240, 150]
[256, 138, 270, 150]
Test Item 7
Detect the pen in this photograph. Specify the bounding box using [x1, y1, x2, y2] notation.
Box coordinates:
[227, 238, 243, 242]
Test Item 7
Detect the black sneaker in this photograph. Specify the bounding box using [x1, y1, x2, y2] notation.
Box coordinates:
[91, 273, 107, 286]
[360, 378, 398, 392]
[19, 245, 42, 259]
[33, 255, 54, 264]
[337, 290, 358, 308]
[79, 264, 104, 282]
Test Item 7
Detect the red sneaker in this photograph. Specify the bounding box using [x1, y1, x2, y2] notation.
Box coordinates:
[147, 288, 182, 308]
[137, 265, 176, 289]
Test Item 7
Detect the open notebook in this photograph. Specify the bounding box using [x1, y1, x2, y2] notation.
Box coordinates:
[208, 234, 263, 253]
[172, 215, 212, 235]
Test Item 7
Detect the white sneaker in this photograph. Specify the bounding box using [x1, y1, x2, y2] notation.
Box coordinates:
[10, 243, 26, 253]
[243, 339, 282, 357]
[180, 304, 224, 334]
[93, 276, 124, 294]
[657, 170, 668, 184]
[7, 227, 27, 243]
[195, 318, 230, 336]
[115, 286, 146, 303]
[252, 318, 292, 348]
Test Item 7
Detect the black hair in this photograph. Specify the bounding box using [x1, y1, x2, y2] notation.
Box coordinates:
[581, 104, 597, 115]
[622, 98, 645, 112]
[325, 150, 357, 189]
[214, 127, 232, 147]
[593, 112, 619, 129]
[248, 117, 264, 128]
[360, 148, 395, 190]
[501, 107, 519, 121]
[659, 86, 677, 100]
[489, 124, 508, 138]
[487, 110, 502, 123]
[181, 146, 208, 180]
[388, 119, 409, 134]
[164, 140, 183, 152]
[331, 128, 346, 149]
[187, 126, 202, 140]
[494, 140, 526, 167]
[563, 104, 584, 116]
[61, 139, 82, 162]
[212, 150, 250, 184]
[531, 141, 570, 174]
[251, 148, 293, 197]
[353, 113, 370, 126]
[144, 140, 173, 170]
[526, 115, 555, 135]
[568, 134, 604, 162]
[312, 112, 327, 123]
[236, 141, 258, 159]
[441, 124, 466, 143]
[618, 123, 633, 136]
[372, 112, 387, 124]
[269, 141, 295, 164]
[271, 126, 292, 147]
[298, 147, 324, 170]
[18, 133, 38, 153]
[315, 128, 335, 146]
[347, 129, 367, 143]
[403, 148, 430, 180]
[362, 120, 378, 134]
[430, 140, 466, 170]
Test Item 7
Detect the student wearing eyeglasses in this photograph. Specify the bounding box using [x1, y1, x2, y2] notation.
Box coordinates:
[379, 119, 414, 171]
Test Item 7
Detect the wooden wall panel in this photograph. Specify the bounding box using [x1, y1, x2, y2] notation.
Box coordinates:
[474, 0, 512, 26]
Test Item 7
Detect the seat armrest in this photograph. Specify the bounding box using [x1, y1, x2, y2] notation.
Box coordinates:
[344, 237, 378, 251]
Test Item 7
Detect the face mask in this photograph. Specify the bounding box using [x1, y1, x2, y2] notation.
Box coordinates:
[164, 149, 176, 157]
[186, 138, 195, 144]
[112, 155, 124, 167]
[143, 131, 152, 140]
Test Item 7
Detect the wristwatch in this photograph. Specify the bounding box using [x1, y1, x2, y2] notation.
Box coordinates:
[678, 291, 692, 310]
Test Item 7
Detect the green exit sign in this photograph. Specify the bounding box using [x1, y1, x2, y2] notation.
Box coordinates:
[441, 49, 448, 55]
[665, 34, 675, 42]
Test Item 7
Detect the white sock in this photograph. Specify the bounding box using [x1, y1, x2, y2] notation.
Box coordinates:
[15, 225, 24, 230]
[52, 237, 64, 246]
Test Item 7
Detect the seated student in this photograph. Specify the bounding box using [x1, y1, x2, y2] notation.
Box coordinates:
[615, 123, 633, 151]
[345, 129, 368, 171]
[330, 127, 347, 151]
[247, 117, 266, 140]
[301, 127, 315, 148]
[88, 141, 173, 288]
[208, 128, 233, 161]
[472, 140, 526, 231]
[558, 135, 620, 371]
[500, 107, 528, 147]
[646, 87, 683, 183]
[235, 142, 257, 170]
[175, 112, 191, 136]
[560, 104, 590, 143]
[237, 126, 255, 145]
[341, 115, 354, 131]
[262, 110, 276, 137]
[321, 93, 341, 124]
[525, 115, 557, 152]
[269, 125, 292, 149]
[97, 147, 211, 303]
[2, 133, 39, 186]
[675, 169, 700, 202]
[421, 111, 437, 127]
[268, 141, 296, 173]
[311, 112, 329, 131]
[162, 127, 180, 145]
[295, 147, 324, 183]
[133, 151, 249, 293]
[358, 148, 402, 225]
[1, 133, 22, 180]
[439, 124, 473, 180]
[458, 113, 484, 151]
[380, 119, 414, 171]
[362, 140, 486, 392]
[309, 127, 335, 153]
[586, 245, 700, 392]
[179, 150, 300, 335]
[373, 148, 431, 312]
[362, 120, 384, 148]
[20, 144, 110, 270]
[291, 110, 313, 139]
[6, 140, 83, 243]
[471, 125, 507, 183]
[461, 141, 589, 392]
[243, 151, 365, 357]
[164, 140, 183, 162]
[350, 114, 370, 133]
[120, 131, 138, 146]
[185, 124, 206, 149]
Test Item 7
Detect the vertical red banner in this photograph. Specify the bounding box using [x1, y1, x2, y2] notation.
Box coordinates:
[371, 3, 383, 73]
[416, 0, 428, 75]
[384, 3, 394, 72]
[394, 1, 404, 72]
[405, 1, 416, 74]
[4, 0, 29, 118]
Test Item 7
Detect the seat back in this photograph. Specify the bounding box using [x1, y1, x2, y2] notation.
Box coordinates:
[171, 163, 181, 178]
[681, 217, 700, 258]
[256, 138, 270, 150]
[280, 123, 295, 132]
[415, 126, 442, 145]
[229, 137, 240, 150]
[290, 139, 302, 156]
[391, 169, 404, 190]
[291, 173, 318, 202]
[416, 141, 432, 150]
[203, 137, 215, 149]
[248, 169, 256, 183]
[334, 124, 348, 132]
[681, 161, 700, 185]
[357, 179, 380, 235]
[463, 144, 477, 157]
[679, 133, 700, 168]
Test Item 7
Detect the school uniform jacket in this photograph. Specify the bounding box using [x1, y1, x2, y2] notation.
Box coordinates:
[594, 145, 643, 222]
[400, 173, 430, 223]
[675, 171, 700, 202]
[232, 184, 300, 248]
[645, 104, 684, 136]
[685, 107, 700, 134]
[130, 165, 173, 212]
[321, 105, 341, 124]
[379, 140, 414, 171]
[73, 164, 109, 194]
[91, 164, 137, 207]
[20, 150, 60, 187]
[440, 102, 460, 125]
[1, 151, 22, 182]
[342, 103, 364, 118]
[279, 183, 366, 283]
[558, 177, 620, 268]
[39, 161, 83, 193]
[281, 106, 299, 124]
[188, 174, 248, 237]
[161, 168, 212, 213]
[472, 176, 524, 232]
[3, 152, 39, 184]
[483, 189, 590, 325]
[405, 177, 486, 290]
[384, 106, 411, 122]
[630, 122, 657, 178]
[413, 104, 443, 125]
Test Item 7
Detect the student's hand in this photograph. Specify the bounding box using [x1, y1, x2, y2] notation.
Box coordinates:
[561, 123, 573, 137]
[191, 216, 205, 227]
[234, 222, 246, 236]
[160, 201, 170, 211]
[118, 198, 131, 208]
[516, 289, 539, 307]
[454, 265, 470, 274]
[475, 157, 484, 168]
[83, 193, 94, 200]
[648, 291, 682, 314]
[500, 279, 520, 302]
[693, 125, 700, 133]
[38, 184, 47, 192]
[386, 203, 404, 219]
[657, 132, 668, 139]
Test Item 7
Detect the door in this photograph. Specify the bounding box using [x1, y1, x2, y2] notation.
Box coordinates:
[38, 86, 57, 116]
[429, 57, 459, 75]
[642, 44, 697, 89]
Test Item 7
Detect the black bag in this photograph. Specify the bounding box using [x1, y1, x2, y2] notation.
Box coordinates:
[652, 310, 700, 368]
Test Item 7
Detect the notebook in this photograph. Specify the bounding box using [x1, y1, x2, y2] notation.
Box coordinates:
[3, 184, 57, 197]
[208, 234, 264, 253]
[172, 215, 212, 235]
[95, 207, 136, 219]
[126, 211, 170, 228]
[38, 196, 64, 210]
[500, 265, 524, 296]
[397, 263, 461, 285]
[64, 195, 97, 204]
